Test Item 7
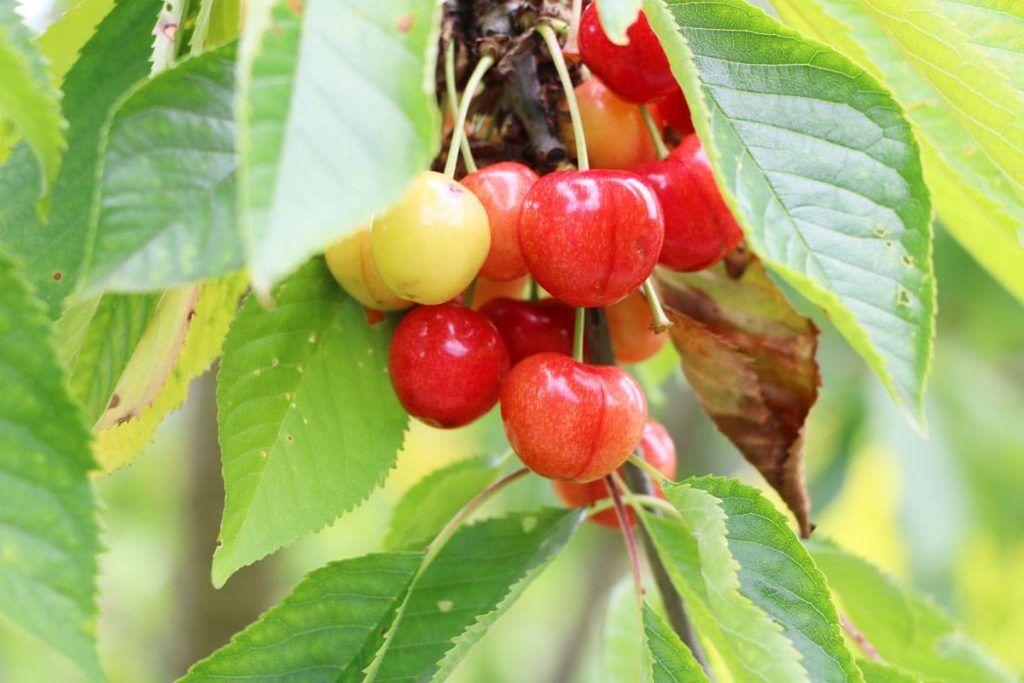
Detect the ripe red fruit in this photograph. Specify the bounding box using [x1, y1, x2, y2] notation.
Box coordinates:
[479, 297, 576, 364]
[632, 134, 743, 272]
[461, 162, 539, 282]
[578, 4, 676, 104]
[568, 78, 658, 170]
[501, 353, 647, 482]
[552, 418, 676, 527]
[605, 291, 667, 364]
[518, 170, 664, 307]
[388, 305, 509, 429]
[655, 87, 694, 135]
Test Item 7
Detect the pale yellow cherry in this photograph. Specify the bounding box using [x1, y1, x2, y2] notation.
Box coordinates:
[370, 171, 490, 305]
[325, 227, 412, 311]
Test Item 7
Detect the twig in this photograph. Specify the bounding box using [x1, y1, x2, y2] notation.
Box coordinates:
[840, 613, 880, 661]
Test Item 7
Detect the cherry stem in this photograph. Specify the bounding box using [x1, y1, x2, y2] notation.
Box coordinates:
[564, 0, 583, 53]
[529, 277, 540, 303]
[444, 41, 478, 174]
[573, 307, 586, 362]
[640, 104, 670, 161]
[463, 278, 478, 309]
[628, 453, 670, 485]
[605, 474, 647, 630]
[364, 466, 529, 682]
[642, 276, 673, 333]
[537, 23, 589, 171]
[587, 492, 682, 521]
[444, 53, 494, 179]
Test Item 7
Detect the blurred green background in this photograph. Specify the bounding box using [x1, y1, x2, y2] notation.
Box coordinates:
[1, 228, 1021, 682]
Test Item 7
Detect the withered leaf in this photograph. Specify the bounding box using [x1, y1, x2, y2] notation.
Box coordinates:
[658, 254, 819, 537]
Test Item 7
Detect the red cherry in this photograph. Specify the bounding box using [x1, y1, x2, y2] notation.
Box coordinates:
[501, 352, 647, 482]
[468, 275, 529, 310]
[518, 170, 664, 307]
[578, 3, 676, 104]
[479, 297, 577, 364]
[605, 290, 667, 363]
[632, 135, 743, 272]
[568, 78, 658, 170]
[655, 87, 694, 135]
[552, 418, 676, 527]
[461, 162, 539, 282]
[388, 305, 509, 428]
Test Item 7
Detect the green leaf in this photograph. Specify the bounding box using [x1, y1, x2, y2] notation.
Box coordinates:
[643, 602, 709, 683]
[0, 0, 67, 213]
[807, 537, 1016, 682]
[236, 0, 441, 295]
[0, 0, 157, 319]
[94, 273, 247, 472]
[645, 476, 862, 682]
[57, 293, 161, 425]
[214, 259, 407, 586]
[191, 0, 241, 53]
[858, 661, 921, 683]
[84, 42, 242, 294]
[383, 454, 505, 550]
[604, 580, 644, 683]
[768, 0, 1024, 305]
[182, 510, 581, 682]
[180, 552, 422, 682]
[36, 0, 115, 87]
[371, 508, 584, 682]
[595, 0, 643, 44]
[0, 249, 103, 681]
[644, 0, 935, 425]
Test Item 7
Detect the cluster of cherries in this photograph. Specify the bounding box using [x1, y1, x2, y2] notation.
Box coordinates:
[325, 3, 741, 525]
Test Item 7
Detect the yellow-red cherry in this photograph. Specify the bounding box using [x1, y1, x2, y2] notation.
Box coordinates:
[606, 290, 667, 364]
[518, 170, 664, 307]
[578, 3, 676, 104]
[567, 78, 658, 170]
[461, 162, 539, 282]
[388, 304, 509, 429]
[552, 418, 676, 527]
[500, 352, 647, 482]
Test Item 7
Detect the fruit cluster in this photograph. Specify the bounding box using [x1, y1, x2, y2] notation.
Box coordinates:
[324, 3, 741, 524]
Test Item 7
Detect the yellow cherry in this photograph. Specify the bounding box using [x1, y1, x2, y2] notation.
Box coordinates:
[371, 171, 490, 305]
[324, 227, 412, 311]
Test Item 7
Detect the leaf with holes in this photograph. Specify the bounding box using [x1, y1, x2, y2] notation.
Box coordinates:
[768, 0, 1024, 304]
[237, 0, 441, 295]
[0, 249, 103, 681]
[657, 254, 819, 535]
[384, 454, 505, 550]
[213, 259, 407, 586]
[0, 0, 66, 213]
[643, 0, 934, 426]
[0, 0, 157, 319]
[84, 42, 242, 294]
[645, 477, 861, 682]
[808, 537, 1015, 682]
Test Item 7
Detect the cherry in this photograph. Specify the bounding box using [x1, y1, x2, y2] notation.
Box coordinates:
[461, 162, 539, 282]
[325, 228, 412, 312]
[388, 304, 509, 429]
[552, 418, 676, 527]
[469, 275, 529, 310]
[578, 3, 676, 104]
[567, 79, 657, 170]
[371, 171, 491, 305]
[632, 134, 743, 272]
[500, 352, 647, 482]
[605, 290, 667, 364]
[518, 170, 664, 307]
[479, 297, 577, 364]
[655, 86, 694, 136]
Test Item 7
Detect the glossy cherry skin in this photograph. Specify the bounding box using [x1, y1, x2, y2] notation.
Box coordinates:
[632, 135, 743, 272]
[461, 162, 539, 282]
[568, 79, 657, 170]
[469, 275, 528, 310]
[518, 170, 664, 307]
[479, 297, 576, 364]
[371, 171, 490, 305]
[578, 3, 676, 104]
[388, 305, 510, 429]
[325, 227, 412, 312]
[501, 352, 647, 482]
[655, 86, 694, 136]
[605, 290, 667, 363]
[553, 418, 676, 527]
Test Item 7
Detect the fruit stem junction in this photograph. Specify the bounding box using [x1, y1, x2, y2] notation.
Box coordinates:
[573, 306, 586, 362]
[538, 22, 589, 171]
[444, 40, 478, 174]
[642, 277, 673, 334]
[444, 53, 495, 179]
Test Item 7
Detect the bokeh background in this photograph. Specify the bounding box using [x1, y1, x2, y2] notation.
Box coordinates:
[0, 224, 1020, 682]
